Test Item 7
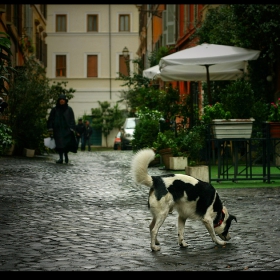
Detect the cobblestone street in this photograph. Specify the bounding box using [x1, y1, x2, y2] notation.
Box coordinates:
[0, 150, 280, 271]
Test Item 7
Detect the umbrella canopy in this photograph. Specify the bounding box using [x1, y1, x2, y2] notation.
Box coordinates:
[159, 43, 261, 104]
[160, 62, 245, 81]
[143, 65, 160, 79]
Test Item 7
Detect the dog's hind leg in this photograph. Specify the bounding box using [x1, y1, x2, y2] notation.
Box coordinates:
[202, 218, 226, 246]
[149, 211, 169, 251]
[149, 218, 160, 245]
[178, 215, 188, 248]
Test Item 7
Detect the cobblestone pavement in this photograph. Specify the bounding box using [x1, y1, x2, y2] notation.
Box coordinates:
[0, 150, 280, 271]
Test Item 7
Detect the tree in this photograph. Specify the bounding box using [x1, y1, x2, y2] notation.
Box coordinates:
[194, 4, 280, 104]
[91, 101, 125, 147]
[0, 32, 16, 95]
[7, 56, 75, 154]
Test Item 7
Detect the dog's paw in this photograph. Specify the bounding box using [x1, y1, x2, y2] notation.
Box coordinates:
[216, 240, 227, 246]
[151, 244, 161, 251]
[179, 240, 188, 248]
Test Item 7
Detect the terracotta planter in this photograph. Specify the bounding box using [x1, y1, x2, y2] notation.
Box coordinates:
[159, 148, 173, 169]
[269, 122, 280, 138]
[212, 118, 254, 139]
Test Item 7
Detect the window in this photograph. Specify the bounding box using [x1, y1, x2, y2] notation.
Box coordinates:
[56, 55, 66, 77]
[119, 55, 130, 76]
[119, 14, 130, 32]
[87, 55, 98, 77]
[87, 14, 98, 32]
[56, 14, 67, 32]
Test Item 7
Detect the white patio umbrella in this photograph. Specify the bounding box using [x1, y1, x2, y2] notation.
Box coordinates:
[160, 62, 245, 81]
[143, 62, 244, 81]
[143, 65, 161, 79]
[159, 43, 261, 104]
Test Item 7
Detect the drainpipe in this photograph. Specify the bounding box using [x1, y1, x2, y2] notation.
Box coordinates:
[109, 4, 112, 99]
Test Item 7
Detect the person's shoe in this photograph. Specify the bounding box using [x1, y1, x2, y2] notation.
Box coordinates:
[56, 159, 63, 164]
[65, 156, 69, 164]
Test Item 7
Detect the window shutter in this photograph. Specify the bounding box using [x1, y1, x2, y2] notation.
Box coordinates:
[166, 5, 175, 45]
[56, 55, 66, 77]
[87, 55, 97, 77]
[162, 10, 167, 46]
[119, 55, 129, 76]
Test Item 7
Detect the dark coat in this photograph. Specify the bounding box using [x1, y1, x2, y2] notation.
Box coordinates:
[75, 122, 86, 137]
[47, 95, 77, 153]
[84, 124, 93, 139]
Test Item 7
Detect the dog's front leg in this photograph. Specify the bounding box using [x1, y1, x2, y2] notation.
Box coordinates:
[202, 218, 226, 246]
[178, 215, 188, 247]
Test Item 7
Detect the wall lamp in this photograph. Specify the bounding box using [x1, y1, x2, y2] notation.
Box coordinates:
[122, 46, 129, 59]
[135, 4, 162, 18]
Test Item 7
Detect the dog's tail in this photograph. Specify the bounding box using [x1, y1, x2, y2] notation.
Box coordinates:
[131, 148, 155, 187]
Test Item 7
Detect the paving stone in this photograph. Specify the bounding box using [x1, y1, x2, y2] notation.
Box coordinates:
[0, 151, 280, 271]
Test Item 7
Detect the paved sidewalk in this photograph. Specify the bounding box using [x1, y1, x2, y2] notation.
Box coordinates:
[0, 150, 279, 271]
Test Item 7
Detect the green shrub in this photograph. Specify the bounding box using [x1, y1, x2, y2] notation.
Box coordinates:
[0, 123, 13, 155]
[132, 107, 161, 152]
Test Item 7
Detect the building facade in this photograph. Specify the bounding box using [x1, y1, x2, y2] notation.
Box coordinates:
[0, 4, 47, 88]
[45, 5, 139, 117]
[45, 4, 140, 147]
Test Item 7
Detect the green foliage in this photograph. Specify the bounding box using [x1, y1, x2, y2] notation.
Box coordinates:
[181, 124, 207, 165]
[91, 101, 125, 147]
[154, 123, 207, 164]
[251, 100, 269, 124]
[49, 81, 75, 107]
[148, 46, 175, 67]
[194, 4, 280, 105]
[128, 86, 165, 113]
[0, 123, 13, 155]
[268, 98, 280, 122]
[132, 107, 162, 152]
[219, 79, 254, 119]
[153, 128, 189, 158]
[153, 130, 178, 154]
[195, 5, 237, 46]
[201, 102, 232, 124]
[7, 56, 75, 154]
[0, 32, 16, 95]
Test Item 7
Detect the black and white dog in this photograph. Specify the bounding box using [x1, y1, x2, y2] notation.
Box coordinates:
[131, 148, 237, 251]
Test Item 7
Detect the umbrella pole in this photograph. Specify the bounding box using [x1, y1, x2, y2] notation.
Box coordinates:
[205, 65, 212, 105]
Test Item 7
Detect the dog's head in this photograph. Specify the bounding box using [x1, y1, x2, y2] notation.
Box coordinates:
[214, 206, 237, 241]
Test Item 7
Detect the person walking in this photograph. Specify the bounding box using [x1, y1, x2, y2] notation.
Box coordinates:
[47, 94, 77, 164]
[81, 120, 93, 151]
[75, 118, 85, 150]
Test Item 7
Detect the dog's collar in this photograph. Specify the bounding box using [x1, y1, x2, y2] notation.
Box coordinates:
[214, 209, 225, 228]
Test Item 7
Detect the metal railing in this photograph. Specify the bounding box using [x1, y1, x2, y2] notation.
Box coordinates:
[206, 122, 280, 183]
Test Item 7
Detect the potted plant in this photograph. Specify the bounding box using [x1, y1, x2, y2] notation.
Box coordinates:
[180, 124, 210, 182]
[0, 123, 14, 156]
[202, 79, 256, 139]
[153, 129, 189, 170]
[201, 102, 255, 139]
[267, 98, 280, 139]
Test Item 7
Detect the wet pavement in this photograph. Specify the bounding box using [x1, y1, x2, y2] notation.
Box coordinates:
[0, 150, 280, 271]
